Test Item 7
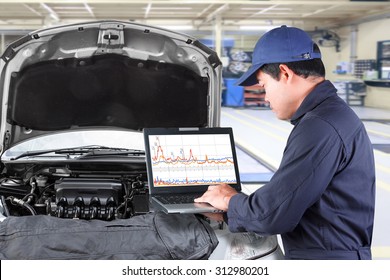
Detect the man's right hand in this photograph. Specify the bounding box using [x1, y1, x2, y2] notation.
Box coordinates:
[194, 183, 238, 211]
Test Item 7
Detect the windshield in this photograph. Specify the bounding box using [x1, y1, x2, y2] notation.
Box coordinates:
[2, 130, 144, 160]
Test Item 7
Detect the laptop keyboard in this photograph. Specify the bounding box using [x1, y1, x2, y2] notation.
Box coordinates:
[155, 194, 200, 204]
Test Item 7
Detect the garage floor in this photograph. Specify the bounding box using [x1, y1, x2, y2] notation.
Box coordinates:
[221, 105, 390, 260]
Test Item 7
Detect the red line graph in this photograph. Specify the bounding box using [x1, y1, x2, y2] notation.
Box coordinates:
[151, 136, 234, 166]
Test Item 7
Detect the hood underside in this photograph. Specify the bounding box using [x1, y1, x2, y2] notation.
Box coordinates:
[0, 21, 222, 150]
[9, 54, 209, 130]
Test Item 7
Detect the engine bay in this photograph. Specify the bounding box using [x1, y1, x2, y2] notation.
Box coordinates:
[0, 161, 149, 220]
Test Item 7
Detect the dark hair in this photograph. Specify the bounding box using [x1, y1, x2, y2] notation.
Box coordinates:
[260, 43, 325, 80]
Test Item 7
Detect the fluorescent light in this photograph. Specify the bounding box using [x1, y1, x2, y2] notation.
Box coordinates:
[41, 3, 59, 21]
[145, 3, 152, 18]
[84, 3, 94, 17]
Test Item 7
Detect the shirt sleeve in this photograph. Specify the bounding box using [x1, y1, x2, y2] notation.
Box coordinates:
[226, 117, 346, 235]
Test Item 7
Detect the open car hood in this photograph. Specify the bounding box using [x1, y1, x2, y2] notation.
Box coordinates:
[0, 20, 222, 151]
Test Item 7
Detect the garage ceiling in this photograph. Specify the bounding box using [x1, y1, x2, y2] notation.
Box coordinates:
[0, 0, 390, 34]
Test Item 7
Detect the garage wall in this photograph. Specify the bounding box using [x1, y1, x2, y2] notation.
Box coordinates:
[222, 18, 390, 110]
[304, 19, 390, 110]
[322, 22, 390, 110]
[356, 18, 390, 109]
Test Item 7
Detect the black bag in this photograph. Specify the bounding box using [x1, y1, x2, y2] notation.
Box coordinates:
[0, 212, 218, 259]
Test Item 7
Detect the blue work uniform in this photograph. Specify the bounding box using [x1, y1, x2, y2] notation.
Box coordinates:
[226, 80, 376, 260]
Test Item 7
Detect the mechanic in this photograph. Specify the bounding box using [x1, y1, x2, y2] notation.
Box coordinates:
[195, 25, 376, 260]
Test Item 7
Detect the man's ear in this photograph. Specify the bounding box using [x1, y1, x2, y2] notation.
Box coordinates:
[279, 64, 294, 82]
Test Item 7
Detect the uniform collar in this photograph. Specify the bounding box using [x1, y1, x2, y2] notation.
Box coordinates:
[290, 80, 337, 125]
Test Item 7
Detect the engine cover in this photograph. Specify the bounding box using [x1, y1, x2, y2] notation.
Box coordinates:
[53, 178, 124, 220]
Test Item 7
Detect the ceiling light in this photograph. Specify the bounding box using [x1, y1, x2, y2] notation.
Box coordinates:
[145, 3, 152, 18]
[41, 3, 59, 21]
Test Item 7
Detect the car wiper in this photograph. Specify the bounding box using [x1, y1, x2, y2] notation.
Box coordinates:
[10, 145, 143, 160]
[76, 148, 145, 159]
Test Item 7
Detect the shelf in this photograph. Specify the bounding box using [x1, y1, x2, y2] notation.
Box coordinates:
[364, 80, 390, 88]
[332, 81, 366, 106]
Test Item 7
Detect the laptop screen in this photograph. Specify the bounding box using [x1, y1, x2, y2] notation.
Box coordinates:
[143, 127, 241, 194]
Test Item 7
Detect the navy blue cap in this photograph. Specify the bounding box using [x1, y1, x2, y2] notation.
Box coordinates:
[235, 25, 321, 86]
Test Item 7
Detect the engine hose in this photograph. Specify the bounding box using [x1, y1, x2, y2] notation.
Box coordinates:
[22, 202, 37, 216]
[11, 197, 37, 216]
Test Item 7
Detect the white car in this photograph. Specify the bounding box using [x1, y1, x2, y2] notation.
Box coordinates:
[0, 20, 283, 260]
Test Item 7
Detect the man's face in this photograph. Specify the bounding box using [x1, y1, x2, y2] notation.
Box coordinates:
[256, 70, 297, 120]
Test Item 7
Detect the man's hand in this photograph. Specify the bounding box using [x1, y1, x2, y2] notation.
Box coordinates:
[194, 183, 238, 211]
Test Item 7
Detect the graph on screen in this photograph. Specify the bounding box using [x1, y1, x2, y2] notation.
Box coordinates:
[149, 134, 237, 187]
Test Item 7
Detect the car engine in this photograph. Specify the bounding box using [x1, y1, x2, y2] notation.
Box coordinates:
[0, 166, 149, 220]
[54, 178, 124, 220]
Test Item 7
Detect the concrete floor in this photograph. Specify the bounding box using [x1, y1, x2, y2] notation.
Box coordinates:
[221, 105, 390, 260]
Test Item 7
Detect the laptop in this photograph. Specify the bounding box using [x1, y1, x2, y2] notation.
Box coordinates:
[143, 127, 242, 214]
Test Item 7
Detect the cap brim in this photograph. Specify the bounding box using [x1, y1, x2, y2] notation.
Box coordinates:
[234, 63, 264, 86]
